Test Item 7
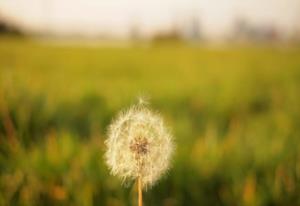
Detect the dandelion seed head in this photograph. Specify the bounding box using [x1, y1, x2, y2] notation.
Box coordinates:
[105, 100, 174, 189]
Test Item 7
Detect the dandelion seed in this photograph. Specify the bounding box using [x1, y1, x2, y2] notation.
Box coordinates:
[105, 99, 174, 205]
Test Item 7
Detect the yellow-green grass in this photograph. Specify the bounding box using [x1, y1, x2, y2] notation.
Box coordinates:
[0, 36, 300, 206]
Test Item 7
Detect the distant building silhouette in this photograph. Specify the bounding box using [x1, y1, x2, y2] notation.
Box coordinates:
[129, 21, 141, 41]
[184, 15, 202, 41]
[232, 18, 281, 42]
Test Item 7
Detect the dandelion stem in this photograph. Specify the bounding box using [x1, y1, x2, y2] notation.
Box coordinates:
[138, 176, 143, 206]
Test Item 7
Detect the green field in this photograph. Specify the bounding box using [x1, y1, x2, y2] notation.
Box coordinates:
[0, 37, 300, 206]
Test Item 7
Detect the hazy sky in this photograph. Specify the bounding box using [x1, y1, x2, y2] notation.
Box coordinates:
[0, 0, 299, 37]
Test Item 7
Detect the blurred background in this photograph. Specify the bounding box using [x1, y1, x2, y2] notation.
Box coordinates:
[0, 0, 300, 205]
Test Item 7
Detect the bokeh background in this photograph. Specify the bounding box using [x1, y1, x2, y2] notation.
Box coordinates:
[0, 0, 300, 205]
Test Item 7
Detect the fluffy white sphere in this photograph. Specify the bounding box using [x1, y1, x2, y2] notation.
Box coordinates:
[105, 101, 174, 189]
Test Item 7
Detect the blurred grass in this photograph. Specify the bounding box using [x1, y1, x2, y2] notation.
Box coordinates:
[0, 36, 300, 206]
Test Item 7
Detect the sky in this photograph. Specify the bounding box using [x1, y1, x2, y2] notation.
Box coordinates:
[0, 0, 299, 38]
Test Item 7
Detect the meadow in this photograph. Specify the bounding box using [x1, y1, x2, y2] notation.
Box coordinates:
[0, 37, 300, 206]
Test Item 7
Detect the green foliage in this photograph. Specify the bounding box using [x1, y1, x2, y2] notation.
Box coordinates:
[0, 37, 300, 205]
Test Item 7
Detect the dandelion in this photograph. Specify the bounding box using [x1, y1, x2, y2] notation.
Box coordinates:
[105, 98, 174, 206]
